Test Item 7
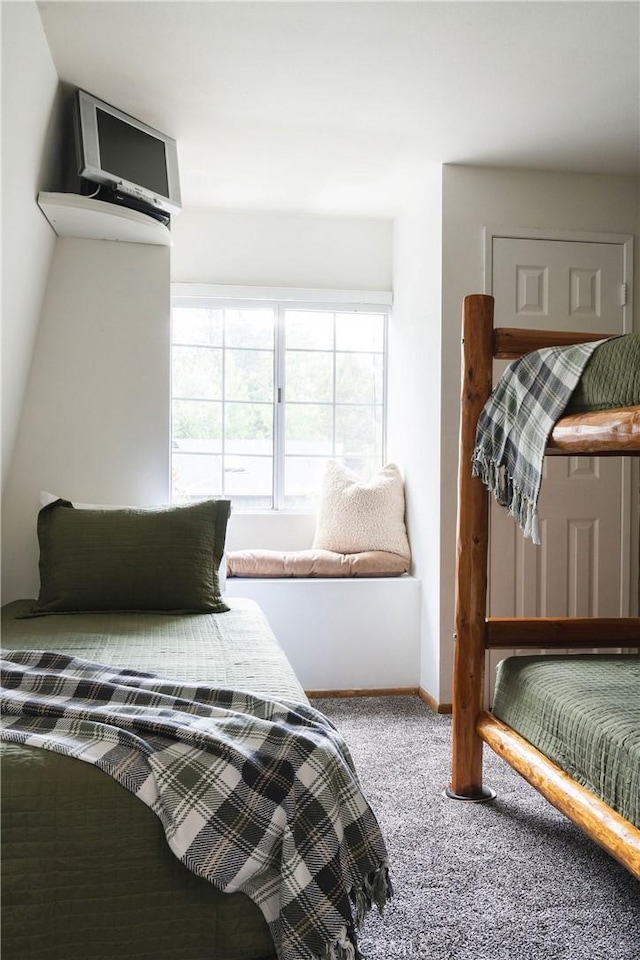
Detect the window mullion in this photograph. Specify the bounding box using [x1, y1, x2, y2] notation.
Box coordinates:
[273, 303, 286, 510]
[332, 312, 337, 458]
[382, 312, 388, 465]
[221, 310, 226, 498]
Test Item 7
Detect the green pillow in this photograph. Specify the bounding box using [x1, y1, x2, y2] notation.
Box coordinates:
[29, 498, 231, 616]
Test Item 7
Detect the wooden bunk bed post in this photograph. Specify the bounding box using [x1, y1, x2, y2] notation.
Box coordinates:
[447, 294, 497, 801]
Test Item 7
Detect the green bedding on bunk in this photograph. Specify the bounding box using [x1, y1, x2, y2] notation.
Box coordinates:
[492, 654, 640, 828]
[566, 333, 640, 413]
[1, 598, 307, 960]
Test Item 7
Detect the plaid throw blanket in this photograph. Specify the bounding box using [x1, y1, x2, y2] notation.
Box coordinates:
[1, 650, 391, 960]
[472, 339, 607, 543]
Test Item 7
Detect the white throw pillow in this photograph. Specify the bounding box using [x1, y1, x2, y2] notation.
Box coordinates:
[312, 462, 411, 560]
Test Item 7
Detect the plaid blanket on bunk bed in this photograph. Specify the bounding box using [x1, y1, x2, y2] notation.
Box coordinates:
[472, 339, 607, 544]
[1, 649, 391, 960]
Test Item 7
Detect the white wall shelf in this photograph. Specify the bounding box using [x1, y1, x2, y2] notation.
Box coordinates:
[37, 192, 172, 246]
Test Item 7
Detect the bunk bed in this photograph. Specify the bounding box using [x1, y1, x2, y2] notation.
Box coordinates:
[448, 293, 640, 880]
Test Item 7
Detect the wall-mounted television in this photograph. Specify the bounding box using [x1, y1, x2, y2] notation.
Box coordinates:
[75, 89, 182, 221]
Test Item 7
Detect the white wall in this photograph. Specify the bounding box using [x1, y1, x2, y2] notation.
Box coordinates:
[2, 238, 171, 602]
[225, 575, 421, 692]
[226, 512, 317, 553]
[388, 166, 443, 701]
[1, 2, 61, 490]
[171, 207, 393, 290]
[439, 165, 640, 703]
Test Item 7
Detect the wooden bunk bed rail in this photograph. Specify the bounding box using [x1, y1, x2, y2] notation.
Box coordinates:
[477, 712, 640, 880]
[493, 326, 610, 358]
[486, 617, 640, 648]
[547, 405, 640, 455]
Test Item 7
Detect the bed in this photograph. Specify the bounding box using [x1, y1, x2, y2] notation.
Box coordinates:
[1, 499, 391, 960]
[448, 293, 640, 880]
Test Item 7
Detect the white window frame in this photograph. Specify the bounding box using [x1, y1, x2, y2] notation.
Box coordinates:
[171, 284, 393, 512]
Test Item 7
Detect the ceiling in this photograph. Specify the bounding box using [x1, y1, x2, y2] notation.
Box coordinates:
[38, 1, 640, 219]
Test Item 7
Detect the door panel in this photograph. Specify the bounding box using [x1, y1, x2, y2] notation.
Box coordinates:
[493, 238, 624, 335]
[486, 237, 631, 699]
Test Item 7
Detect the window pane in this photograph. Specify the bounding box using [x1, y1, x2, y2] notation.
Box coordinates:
[335, 404, 383, 459]
[225, 402, 273, 454]
[284, 456, 329, 507]
[225, 349, 273, 402]
[286, 351, 333, 402]
[172, 453, 222, 502]
[173, 346, 221, 400]
[172, 308, 222, 346]
[336, 312, 384, 352]
[172, 400, 221, 448]
[285, 404, 333, 454]
[229, 494, 274, 510]
[224, 455, 273, 504]
[285, 310, 334, 350]
[340, 456, 380, 482]
[336, 353, 383, 404]
[225, 309, 274, 349]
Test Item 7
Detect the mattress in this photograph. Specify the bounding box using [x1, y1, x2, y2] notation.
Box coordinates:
[1, 598, 307, 960]
[492, 654, 640, 828]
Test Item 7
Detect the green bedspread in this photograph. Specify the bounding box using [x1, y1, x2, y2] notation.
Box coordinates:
[1, 598, 308, 960]
[492, 654, 640, 828]
[566, 333, 640, 413]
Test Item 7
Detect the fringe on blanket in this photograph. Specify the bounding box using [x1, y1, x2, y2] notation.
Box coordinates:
[322, 928, 357, 960]
[472, 449, 540, 545]
[352, 863, 393, 928]
[321, 864, 393, 960]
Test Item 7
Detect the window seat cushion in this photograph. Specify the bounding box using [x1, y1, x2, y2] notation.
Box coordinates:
[226, 548, 410, 578]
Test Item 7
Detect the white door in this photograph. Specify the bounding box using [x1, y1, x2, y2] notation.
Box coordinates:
[486, 236, 634, 696]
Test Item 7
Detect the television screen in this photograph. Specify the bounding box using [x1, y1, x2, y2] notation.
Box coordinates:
[96, 109, 169, 197]
[75, 89, 181, 216]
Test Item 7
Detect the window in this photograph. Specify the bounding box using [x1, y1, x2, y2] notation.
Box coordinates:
[171, 287, 390, 510]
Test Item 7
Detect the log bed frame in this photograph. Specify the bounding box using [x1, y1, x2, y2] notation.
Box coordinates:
[448, 293, 640, 880]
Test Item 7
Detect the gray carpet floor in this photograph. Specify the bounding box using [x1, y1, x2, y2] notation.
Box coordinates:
[315, 695, 639, 960]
